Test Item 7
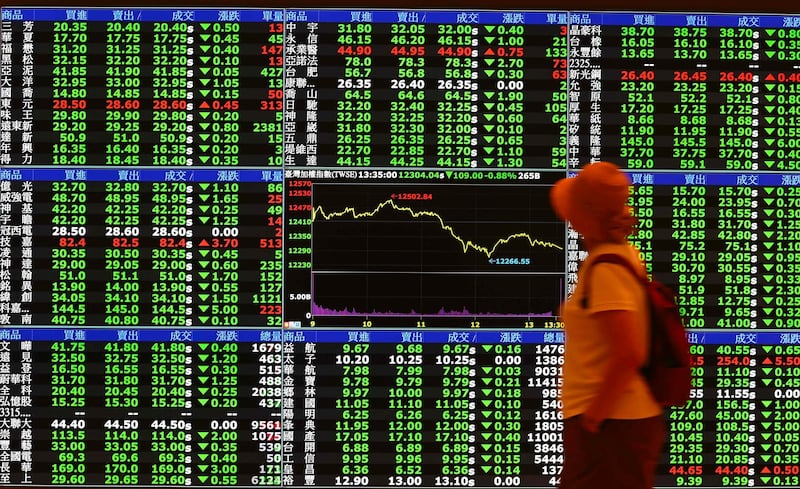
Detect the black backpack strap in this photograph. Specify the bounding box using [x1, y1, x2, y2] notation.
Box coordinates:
[580, 253, 646, 309]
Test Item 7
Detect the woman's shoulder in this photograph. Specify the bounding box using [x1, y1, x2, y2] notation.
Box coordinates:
[585, 243, 646, 279]
[588, 243, 642, 264]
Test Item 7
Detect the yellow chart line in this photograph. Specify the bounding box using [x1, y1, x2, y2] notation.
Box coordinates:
[312, 199, 564, 258]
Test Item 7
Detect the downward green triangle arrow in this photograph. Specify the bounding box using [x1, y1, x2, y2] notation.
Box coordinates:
[765, 187, 775, 195]
[198, 398, 208, 406]
[483, 345, 493, 352]
[766, 29, 776, 36]
[762, 399, 773, 406]
[481, 378, 492, 385]
[762, 422, 772, 430]
[484, 125, 495, 132]
[484, 70, 496, 77]
[481, 432, 492, 440]
[484, 158, 495, 165]
[762, 443, 772, 451]
[446, 171, 453, 178]
[199, 260, 210, 268]
[484, 135, 495, 143]
[482, 388, 493, 396]
[200, 23, 211, 30]
[764, 308, 774, 316]
[485, 113, 495, 121]
[198, 387, 209, 395]
[200, 56, 211, 64]
[481, 399, 492, 407]
[200, 33, 211, 42]
[485, 25, 496, 33]
[766, 106, 776, 113]
[763, 411, 772, 418]
[765, 84, 775, 92]
[198, 431, 209, 439]
[765, 160, 775, 168]
[199, 354, 209, 361]
[200, 112, 210, 120]
[765, 138, 775, 146]
[199, 315, 209, 323]
[481, 454, 491, 462]
[484, 147, 495, 155]
[765, 94, 776, 103]
[200, 45, 211, 53]
[199, 304, 209, 312]
[200, 122, 210, 130]
[200, 133, 210, 141]
[200, 79, 211, 86]
[766, 51, 776, 58]
[481, 443, 492, 451]
[199, 283, 210, 290]
[761, 477, 772, 484]
[199, 364, 209, 372]
[765, 149, 775, 157]
[198, 476, 209, 483]
[482, 421, 492, 429]
[763, 286, 774, 294]
[199, 205, 210, 213]
[482, 366, 492, 374]
[766, 39, 776, 47]
[200, 144, 210, 152]
[765, 116, 775, 124]
[484, 102, 495, 111]
[764, 318, 774, 327]
[481, 466, 491, 473]
[199, 272, 209, 279]
[485, 36, 495, 44]
[199, 343, 209, 351]
[199, 249, 210, 257]
[765, 127, 775, 135]
[481, 411, 492, 418]
[762, 368, 773, 375]
[200, 67, 211, 75]
[484, 58, 495, 66]
[198, 453, 209, 461]
[486, 92, 495, 100]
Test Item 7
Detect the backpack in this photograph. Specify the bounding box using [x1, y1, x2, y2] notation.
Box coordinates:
[582, 253, 692, 407]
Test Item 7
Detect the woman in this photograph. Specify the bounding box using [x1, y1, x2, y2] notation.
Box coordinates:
[550, 161, 665, 489]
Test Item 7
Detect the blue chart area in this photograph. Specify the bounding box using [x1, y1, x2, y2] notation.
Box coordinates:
[310, 183, 565, 319]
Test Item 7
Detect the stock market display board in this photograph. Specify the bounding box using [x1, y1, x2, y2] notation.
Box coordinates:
[1, 6, 800, 488]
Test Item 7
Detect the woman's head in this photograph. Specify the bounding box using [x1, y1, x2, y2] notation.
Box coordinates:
[550, 161, 637, 244]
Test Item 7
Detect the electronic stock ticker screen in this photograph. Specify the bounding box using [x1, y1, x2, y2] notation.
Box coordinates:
[1, 6, 800, 488]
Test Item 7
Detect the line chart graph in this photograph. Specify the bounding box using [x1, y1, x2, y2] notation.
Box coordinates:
[312, 197, 563, 260]
[308, 183, 566, 322]
[311, 183, 564, 273]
